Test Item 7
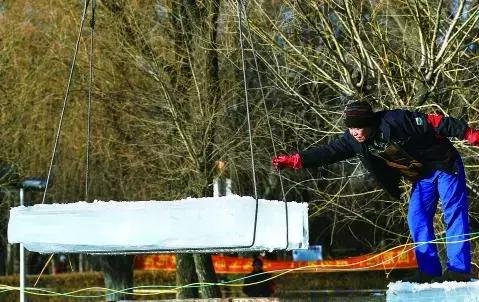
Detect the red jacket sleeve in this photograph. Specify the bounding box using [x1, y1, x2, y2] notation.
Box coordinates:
[426, 114, 479, 145]
[425, 113, 468, 139]
[426, 114, 444, 128]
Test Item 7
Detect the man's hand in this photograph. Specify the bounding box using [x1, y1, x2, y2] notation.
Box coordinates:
[272, 153, 303, 170]
[464, 128, 479, 145]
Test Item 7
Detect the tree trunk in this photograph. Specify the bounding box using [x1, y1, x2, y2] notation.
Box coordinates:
[194, 1, 222, 299]
[176, 253, 199, 298]
[5, 244, 13, 275]
[100, 255, 134, 302]
[194, 254, 221, 298]
[0, 239, 5, 275]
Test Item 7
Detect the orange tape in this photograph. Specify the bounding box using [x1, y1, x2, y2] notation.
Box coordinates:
[134, 246, 417, 273]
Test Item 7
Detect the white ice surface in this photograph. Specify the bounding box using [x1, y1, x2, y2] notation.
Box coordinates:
[8, 195, 308, 254]
[387, 280, 479, 302]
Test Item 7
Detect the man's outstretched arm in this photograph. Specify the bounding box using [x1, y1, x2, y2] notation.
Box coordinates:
[272, 132, 356, 170]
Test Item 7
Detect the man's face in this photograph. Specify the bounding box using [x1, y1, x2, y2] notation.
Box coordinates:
[349, 127, 373, 143]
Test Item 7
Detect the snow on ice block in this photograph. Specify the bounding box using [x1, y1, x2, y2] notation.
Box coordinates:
[387, 281, 479, 302]
[8, 195, 308, 254]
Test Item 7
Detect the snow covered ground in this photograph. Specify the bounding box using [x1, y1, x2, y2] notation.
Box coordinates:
[387, 280, 479, 302]
[8, 195, 308, 254]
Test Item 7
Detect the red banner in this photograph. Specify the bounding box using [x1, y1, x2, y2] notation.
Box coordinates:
[134, 246, 417, 273]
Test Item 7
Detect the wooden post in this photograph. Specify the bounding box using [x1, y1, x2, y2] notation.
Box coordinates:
[19, 188, 26, 302]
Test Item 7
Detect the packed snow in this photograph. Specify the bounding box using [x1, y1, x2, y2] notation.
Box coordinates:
[387, 280, 479, 302]
[8, 195, 308, 254]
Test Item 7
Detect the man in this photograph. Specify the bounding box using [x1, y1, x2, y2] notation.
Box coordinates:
[273, 101, 479, 283]
[243, 258, 276, 297]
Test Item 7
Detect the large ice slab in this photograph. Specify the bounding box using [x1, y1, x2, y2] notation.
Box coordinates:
[8, 195, 308, 254]
[387, 281, 479, 302]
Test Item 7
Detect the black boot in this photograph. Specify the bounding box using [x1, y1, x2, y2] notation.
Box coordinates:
[439, 270, 474, 282]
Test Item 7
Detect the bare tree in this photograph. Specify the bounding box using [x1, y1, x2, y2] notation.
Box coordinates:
[2, 0, 479, 295]
[244, 0, 479, 251]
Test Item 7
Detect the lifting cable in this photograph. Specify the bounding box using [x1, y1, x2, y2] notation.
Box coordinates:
[236, 0, 290, 249]
[34, 0, 95, 287]
[235, 0, 260, 248]
[42, 0, 92, 204]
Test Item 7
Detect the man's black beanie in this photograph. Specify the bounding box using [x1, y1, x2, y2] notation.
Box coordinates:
[344, 101, 377, 128]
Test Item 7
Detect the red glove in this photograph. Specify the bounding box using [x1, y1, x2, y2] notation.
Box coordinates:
[464, 128, 479, 145]
[272, 153, 303, 170]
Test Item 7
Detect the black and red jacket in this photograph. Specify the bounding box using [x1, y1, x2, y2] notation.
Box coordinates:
[299, 109, 471, 199]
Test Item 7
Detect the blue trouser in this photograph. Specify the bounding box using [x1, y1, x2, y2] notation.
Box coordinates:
[408, 155, 471, 276]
